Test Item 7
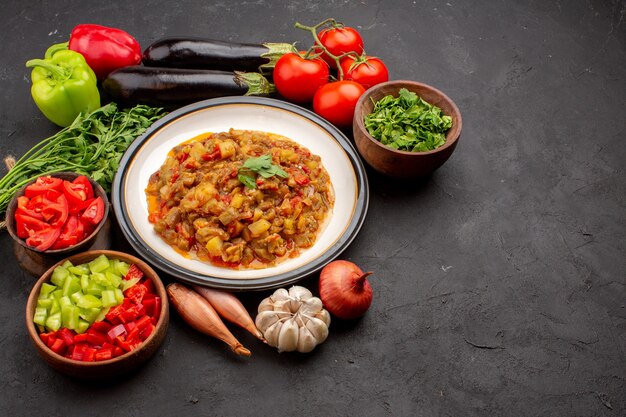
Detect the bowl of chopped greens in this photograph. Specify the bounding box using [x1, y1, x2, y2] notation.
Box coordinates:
[353, 80, 462, 179]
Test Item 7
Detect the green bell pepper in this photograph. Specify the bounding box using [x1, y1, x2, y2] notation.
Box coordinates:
[25, 49, 100, 127]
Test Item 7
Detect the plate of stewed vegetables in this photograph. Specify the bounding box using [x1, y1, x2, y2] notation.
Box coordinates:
[112, 96, 368, 290]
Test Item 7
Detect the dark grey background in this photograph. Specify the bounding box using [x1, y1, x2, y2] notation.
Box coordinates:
[1, 1, 624, 416]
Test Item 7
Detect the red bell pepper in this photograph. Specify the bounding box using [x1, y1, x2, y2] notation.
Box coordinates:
[58, 328, 75, 346]
[124, 264, 144, 281]
[67, 24, 142, 79]
[83, 347, 97, 362]
[94, 347, 113, 361]
[50, 338, 66, 355]
[124, 283, 147, 305]
[90, 320, 112, 334]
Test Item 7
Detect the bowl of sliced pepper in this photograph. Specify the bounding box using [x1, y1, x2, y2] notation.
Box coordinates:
[6, 172, 109, 256]
[26, 250, 169, 379]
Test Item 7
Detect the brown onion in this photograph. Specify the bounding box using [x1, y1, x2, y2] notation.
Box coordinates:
[319, 260, 373, 319]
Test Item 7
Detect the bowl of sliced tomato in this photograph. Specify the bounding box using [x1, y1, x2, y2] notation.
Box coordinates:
[26, 250, 169, 379]
[6, 172, 109, 255]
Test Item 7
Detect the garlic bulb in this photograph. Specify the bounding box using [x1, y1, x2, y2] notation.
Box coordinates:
[255, 285, 331, 353]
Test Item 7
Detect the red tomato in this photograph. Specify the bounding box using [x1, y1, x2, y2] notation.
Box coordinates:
[273, 53, 329, 103]
[340, 55, 389, 89]
[16, 196, 44, 220]
[318, 26, 364, 68]
[81, 196, 105, 226]
[51, 214, 85, 249]
[63, 180, 92, 213]
[25, 225, 62, 251]
[313, 81, 366, 128]
[24, 176, 63, 198]
[14, 213, 49, 239]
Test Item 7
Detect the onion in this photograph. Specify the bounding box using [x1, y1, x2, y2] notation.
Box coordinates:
[318, 260, 373, 319]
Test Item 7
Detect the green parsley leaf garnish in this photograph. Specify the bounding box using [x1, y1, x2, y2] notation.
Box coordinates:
[237, 154, 288, 189]
[364, 88, 453, 152]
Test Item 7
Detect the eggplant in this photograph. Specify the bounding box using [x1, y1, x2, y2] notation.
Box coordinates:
[142, 37, 293, 74]
[102, 66, 275, 108]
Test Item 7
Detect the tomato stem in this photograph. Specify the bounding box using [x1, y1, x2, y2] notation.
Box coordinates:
[294, 19, 348, 80]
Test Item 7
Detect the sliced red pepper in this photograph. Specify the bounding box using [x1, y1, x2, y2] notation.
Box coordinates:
[120, 304, 145, 323]
[151, 296, 162, 324]
[83, 347, 96, 362]
[89, 321, 111, 333]
[24, 176, 63, 198]
[115, 335, 142, 352]
[293, 173, 310, 186]
[139, 323, 155, 340]
[70, 343, 87, 360]
[201, 145, 221, 161]
[105, 304, 126, 324]
[50, 214, 84, 249]
[135, 315, 152, 331]
[50, 338, 66, 355]
[14, 213, 49, 239]
[124, 264, 144, 281]
[73, 333, 89, 343]
[113, 346, 125, 357]
[46, 334, 58, 349]
[80, 196, 104, 226]
[124, 283, 147, 305]
[106, 323, 127, 342]
[25, 225, 62, 251]
[39, 331, 55, 346]
[141, 278, 156, 294]
[86, 331, 107, 346]
[58, 328, 75, 346]
[94, 347, 113, 361]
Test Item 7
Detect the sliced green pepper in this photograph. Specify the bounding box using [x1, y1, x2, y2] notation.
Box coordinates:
[25, 49, 100, 127]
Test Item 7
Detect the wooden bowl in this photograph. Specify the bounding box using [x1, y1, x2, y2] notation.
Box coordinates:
[6, 172, 110, 256]
[25, 250, 169, 379]
[353, 80, 462, 179]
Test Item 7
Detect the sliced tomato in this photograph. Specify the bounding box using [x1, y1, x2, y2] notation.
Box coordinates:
[16, 196, 44, 220]
[72, 176, 94, 199]
[24, 176, 64, 198]
[25, 225, 62, 251]
[81, 197, 105, 226]
[14, 213, 49, 239]
[50, 214, 85, 249]
[41, 193, 69, 228]
[63, 182, 89, 212]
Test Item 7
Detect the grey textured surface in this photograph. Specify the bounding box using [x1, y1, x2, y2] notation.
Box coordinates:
[0, 1, 624, 416]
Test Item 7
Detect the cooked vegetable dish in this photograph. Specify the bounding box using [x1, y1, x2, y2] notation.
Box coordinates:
[145, 129, 334, 269]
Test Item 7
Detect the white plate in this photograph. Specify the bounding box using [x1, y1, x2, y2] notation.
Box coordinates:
[112, 97, 368, 290]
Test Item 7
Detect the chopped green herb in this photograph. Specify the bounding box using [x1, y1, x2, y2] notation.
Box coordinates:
[364, 88, 452, 152]
[237, 154, 288, 189]
[0, 103, 166, 216]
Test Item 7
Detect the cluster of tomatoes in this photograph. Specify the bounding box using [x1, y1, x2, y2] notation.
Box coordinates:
[273, 19, 389, 128]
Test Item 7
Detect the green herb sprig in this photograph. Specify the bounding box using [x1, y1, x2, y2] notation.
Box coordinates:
[364, 88, 452, 152]
[0, 103, 166, 216]
[237, 154, 288, 189]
